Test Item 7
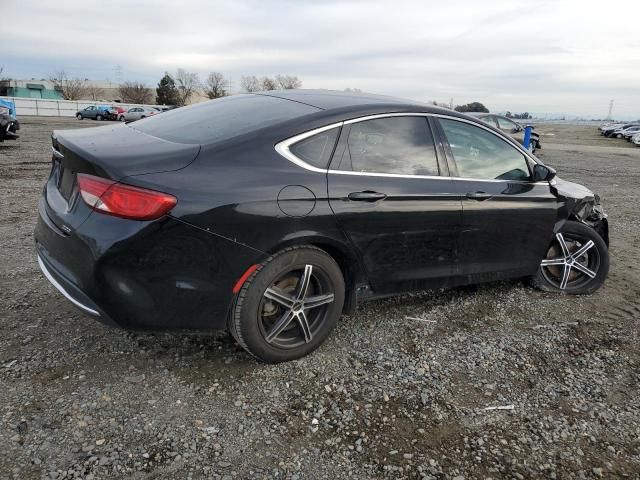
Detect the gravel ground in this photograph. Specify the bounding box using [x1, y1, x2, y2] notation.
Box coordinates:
[1, 117, 639, 479]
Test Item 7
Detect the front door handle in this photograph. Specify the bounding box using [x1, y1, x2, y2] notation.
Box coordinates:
[348, 191, 387, 202]
[466, 191, 493, 201]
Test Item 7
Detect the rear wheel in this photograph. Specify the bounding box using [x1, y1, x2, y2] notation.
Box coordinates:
[76, 114, 83, 120]
[96, 114, 103, 121]
[229, 246, 345, 363]
[533, 221, 609, 294]
[119, 116, 125, 122]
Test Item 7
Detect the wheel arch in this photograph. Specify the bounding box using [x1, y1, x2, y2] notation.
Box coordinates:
[263, 233, 364, 315]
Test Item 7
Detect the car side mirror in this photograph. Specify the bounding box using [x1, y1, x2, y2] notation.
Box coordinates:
[533, 163, 556, 182]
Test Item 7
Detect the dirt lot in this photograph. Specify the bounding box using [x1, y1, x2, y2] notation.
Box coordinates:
[1, 117, 640, 479]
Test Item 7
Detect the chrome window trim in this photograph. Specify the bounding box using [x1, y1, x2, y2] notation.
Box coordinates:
[37, 255, 100, 316]
[275, 112, 544, 184]
[275, 121, 343, 174]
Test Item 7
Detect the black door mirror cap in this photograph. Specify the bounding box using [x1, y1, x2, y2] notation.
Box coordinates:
[533, 163, 556, 182]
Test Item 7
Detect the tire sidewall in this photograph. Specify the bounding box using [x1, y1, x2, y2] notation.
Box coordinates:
[233, 247, 345, 363]
[534, 220, 609, 294]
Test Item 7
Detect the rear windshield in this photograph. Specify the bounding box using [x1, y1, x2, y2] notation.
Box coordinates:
[130, 94, 320, 144]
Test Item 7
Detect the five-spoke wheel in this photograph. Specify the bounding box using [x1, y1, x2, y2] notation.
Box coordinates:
[534, 220, 609, 294]
[229, 246, 345, 363]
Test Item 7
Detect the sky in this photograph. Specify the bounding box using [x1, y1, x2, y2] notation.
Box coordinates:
[2, 0, 639, 119]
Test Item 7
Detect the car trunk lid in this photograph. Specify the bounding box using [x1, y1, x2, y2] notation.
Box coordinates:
[45, 124, 200, 232]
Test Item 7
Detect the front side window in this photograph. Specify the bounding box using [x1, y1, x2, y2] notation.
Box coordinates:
[336, 116, 439, 176]
[496, 117, 519, 132]
[289, 127, 340, 169]
[479, 115, 498, 128]
[439, 118, 530, 181]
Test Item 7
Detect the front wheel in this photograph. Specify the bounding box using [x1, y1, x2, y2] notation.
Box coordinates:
[533, 221, 609, 294]
[229, 246, 345, 363]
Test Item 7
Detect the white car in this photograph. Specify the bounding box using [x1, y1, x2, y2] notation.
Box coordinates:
[119, 107, 161, 122]
[632, 132, 640, 145]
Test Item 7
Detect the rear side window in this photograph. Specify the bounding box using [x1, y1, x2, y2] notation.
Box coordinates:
[335, 116, 439, 176]
[289, 127, 340, 169]
[439, 118, 530, 181]
[131, 94, 320, 144]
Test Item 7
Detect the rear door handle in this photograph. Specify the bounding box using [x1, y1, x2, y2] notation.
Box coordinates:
[348, 191, 387, 202]
[466, 191, 493, 201]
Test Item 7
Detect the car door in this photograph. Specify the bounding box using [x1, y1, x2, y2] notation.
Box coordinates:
[127, 108, 140, 121]
[327, 115, 463, 294]
[435, 116, 558, 282]
[85, 106, 96, 119]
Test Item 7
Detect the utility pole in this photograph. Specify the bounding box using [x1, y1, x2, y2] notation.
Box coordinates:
[606, 99, 614, 120]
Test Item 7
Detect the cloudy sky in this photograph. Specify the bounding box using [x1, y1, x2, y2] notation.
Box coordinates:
[3, 0, 639, 118]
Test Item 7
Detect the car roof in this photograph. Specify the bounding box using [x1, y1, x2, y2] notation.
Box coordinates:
[253, 89, 451, 114]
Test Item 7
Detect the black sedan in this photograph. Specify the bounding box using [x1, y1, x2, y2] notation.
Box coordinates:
[35, 90, 610, 363]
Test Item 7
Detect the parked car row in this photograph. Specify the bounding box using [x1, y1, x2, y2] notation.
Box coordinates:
[76, 105, 177, 123]
[599, 122, 640, 146]
[469, 113, 541, 152]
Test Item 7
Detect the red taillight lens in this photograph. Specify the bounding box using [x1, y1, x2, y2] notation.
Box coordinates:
[77, 174, 177, 221]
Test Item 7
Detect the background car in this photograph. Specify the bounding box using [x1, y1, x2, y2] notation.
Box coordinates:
[0, 97, 20, 142]
[601, 123, 636, 137]
[469, 113, 541, 152]
[622, 125, 640, 140]
[76, 105, 111, 121]
[119, 106, 160, 122]
[607, 124, 640, 138]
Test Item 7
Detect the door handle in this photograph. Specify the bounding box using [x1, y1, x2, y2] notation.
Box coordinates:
[348, 191, 387, 202]
[466, 191, 492, 201]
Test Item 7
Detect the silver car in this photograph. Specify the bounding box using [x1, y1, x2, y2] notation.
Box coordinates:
[119, 107, 161, 122]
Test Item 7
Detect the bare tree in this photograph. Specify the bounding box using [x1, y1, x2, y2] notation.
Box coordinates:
[86, 84, 104, 101]
[240, 75, 261, 92]
[261, 76, 278, 91]
[275, 74, 302, 89]
[174, 68, 200, 106]
[204, 72, 228, 99]
[118, 81, 153, 104]
[49, 70, 87, 100]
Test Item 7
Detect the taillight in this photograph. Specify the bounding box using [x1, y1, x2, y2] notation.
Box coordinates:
[77, 174, 177, 221]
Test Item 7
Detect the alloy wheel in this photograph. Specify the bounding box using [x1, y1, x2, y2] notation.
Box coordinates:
[540, 232, 600, 290]
[258, 264, 335, 348]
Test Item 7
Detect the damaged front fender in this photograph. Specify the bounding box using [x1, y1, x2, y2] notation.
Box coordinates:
[551, 178, 609, 246]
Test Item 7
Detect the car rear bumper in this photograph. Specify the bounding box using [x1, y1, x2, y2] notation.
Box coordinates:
[37, 247, 119, 326]
[35, 197, 262, 331]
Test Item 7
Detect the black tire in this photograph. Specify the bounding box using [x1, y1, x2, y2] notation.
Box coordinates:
[229, 246, 345, 363]
[96, 114, 103, 121]
[76, 114, 83, 120]
[533, 220, 609, 294]
[119, 116, 126, 122]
